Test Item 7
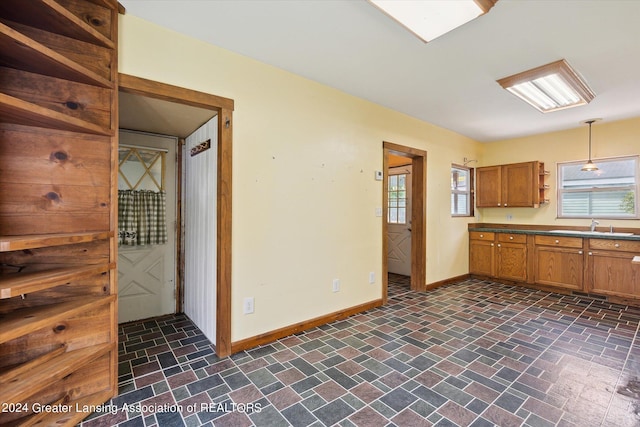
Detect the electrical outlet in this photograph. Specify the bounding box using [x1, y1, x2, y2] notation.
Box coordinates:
[506, 214, 513, 221]
[332, 279, 340, 292]
[369, 272, 375, 284]
[243, 297, 254, 314]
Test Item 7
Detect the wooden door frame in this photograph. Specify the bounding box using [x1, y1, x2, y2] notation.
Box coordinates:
[118, 73, 234, 357]
[383, 142, 427, 302]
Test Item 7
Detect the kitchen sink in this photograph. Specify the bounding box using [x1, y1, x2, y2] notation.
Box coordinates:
[549, 229, 634, 237]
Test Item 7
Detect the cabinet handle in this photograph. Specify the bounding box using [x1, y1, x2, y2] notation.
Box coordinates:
[578, 250, 583, 255]
[588, 252, 593, 256]
[509, 236, 514, 240]
[497, 203, 501, 206]
[491, 243, 494, 247]
[497, 244, 501, 247]
[480, 234, 484, 238]
[614, 243, 620, 248]
[555, 239, 560, 244]
[504, 203, 508, 207]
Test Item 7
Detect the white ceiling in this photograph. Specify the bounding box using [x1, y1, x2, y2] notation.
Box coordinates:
[119, 0, 640, 142]
[119, 91, 216, 138]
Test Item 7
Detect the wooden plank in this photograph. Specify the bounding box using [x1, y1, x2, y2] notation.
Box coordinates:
[119, 73, 235, 112]
[0, 182, 110, 214]
[0, 344, 65, 384]
[0, 0, 113, 48]
[0, 66, 111, 129]
[0, 231, 112, 252]
[0, 122, 111, 187]
[0, 93, 111, 136]
[0, 22, 111, 88]
[0, 342, 113, 405]
[0, 295, 115, 344]
[0, 302, 112, 367]
[0, 263, 114, 299]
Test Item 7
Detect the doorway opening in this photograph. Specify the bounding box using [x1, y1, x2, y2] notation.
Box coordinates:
[382, 142, 427, 303]
[118, 74, 234, 357]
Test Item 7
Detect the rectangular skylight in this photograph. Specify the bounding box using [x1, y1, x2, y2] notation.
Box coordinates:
[369, 0, 497, 43]
[497, 60, 595, 113]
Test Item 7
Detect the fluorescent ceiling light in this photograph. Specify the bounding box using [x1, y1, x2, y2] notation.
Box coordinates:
[369, 0, 498, 43]
[497, 60, 595, 113]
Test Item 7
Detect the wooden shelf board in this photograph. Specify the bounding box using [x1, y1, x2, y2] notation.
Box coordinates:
[0, 263, 115, 299]
[0, 93, 111, 136]
[0, 342, 114, 405]
[0, 344, 66, 384]
[0, 22, 112, 88]
[0, 231, 113, 252]
[0, 0, 114, 49]
[0, 295, 116, 344]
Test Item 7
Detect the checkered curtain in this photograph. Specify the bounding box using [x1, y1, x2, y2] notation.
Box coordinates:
[118, 190, 168, 246]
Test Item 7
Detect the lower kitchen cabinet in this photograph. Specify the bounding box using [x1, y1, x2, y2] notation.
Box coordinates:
[496, 233, 527, 282]
[469, 231, 495, 276]
[587, 239, 640, 299]
[470, 228, 640, 302]
[533, 235, 584, 291]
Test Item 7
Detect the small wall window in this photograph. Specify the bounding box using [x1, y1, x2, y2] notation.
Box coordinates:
[388, 173, 408, 224]
[557, 155, 639, 219]
[451, 165, 473, 216]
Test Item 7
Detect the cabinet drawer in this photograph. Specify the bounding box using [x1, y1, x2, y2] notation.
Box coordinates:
[497, 233, 527, 244]
[470, 231, 495, 241]
[535, 235, 583, 248]
[589, 239, 640, 252]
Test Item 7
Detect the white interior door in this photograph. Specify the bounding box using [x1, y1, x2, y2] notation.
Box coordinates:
[184, 117, 218, 343]
[387, 166, 412, 276]
[118, 130, 177, 323]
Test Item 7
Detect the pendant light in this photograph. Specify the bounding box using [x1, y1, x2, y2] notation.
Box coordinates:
[581, 119, 599, 171]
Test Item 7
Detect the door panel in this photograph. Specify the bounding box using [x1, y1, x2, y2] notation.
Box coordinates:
[388, 166, 412, 276]
[184, 117, 218, 343]
[118, 130, 177, 323]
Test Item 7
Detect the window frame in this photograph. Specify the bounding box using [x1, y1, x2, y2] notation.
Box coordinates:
[556, 155, 639, 219]
[387, 170, 409, 224]
[451, 164, 474, 217]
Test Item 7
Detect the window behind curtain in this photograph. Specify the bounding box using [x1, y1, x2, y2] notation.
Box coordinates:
[557, 155, 639, 219]
[451, 165, 473, 216]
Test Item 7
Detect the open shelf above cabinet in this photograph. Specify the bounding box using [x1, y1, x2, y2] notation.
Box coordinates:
[0, 295, 115, 344]
[0, 231, 113, 252]
[0, 93, 111, 136]
[1, 342, 113, 405]
[0, 263, 114, 299]
[0, 0, 115, 49]
[0, 22, 112, 88]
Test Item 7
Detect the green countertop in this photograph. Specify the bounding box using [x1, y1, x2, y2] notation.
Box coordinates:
[469, 226, 640, 241]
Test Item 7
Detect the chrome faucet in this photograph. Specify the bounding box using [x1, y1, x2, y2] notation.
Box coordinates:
[590, 219, 599, 232]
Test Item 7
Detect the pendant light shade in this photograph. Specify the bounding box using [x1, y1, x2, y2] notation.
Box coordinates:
[581, 119, 599, 171]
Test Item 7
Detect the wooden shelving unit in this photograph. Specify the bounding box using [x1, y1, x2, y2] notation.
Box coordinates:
[0, 0, 119, 425]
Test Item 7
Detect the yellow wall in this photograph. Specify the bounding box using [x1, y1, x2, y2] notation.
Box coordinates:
[479, 118, 640, 229]
[119, 15, 480, 341]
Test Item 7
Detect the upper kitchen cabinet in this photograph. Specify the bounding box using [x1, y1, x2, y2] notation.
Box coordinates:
[476, 161, 548, 208]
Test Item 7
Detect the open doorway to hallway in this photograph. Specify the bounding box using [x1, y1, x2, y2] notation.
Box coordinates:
[387, 154, 412, 297]
[382, 142, 427, 302]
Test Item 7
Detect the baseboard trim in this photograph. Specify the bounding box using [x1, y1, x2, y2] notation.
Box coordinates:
[230, 298, 383, 354]
[425, 273, 471, 291]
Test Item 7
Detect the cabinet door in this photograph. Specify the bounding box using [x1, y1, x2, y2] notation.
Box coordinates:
[470, 239, 495, 276]
[476, 166, 502, 207]
[588, 251, 640, 298]
[503, 162, 536, 207]
[535, 246, 584, 290]
[497, 242, 527, 281]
